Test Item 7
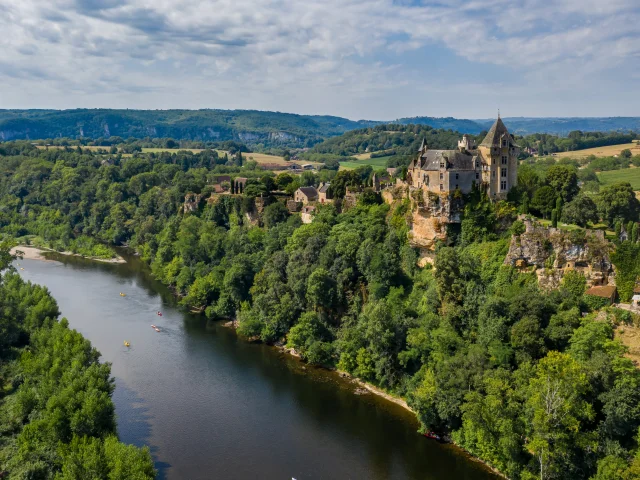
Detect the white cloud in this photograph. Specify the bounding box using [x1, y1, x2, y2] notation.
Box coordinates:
[0, 0, 638, 117]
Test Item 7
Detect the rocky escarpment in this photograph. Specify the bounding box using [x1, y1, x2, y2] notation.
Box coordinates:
[504, 218, 614, 289]
[383, 184, 463, 250]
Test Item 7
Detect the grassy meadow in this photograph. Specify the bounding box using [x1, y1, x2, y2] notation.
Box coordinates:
[339, 156, 392, 170]
[597, 167, 640, 190]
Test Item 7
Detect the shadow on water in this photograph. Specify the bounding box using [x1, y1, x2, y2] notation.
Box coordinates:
[112, 381, 172, 479]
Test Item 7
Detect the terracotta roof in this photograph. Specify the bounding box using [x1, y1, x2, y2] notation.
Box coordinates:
[480, 117, 513, 148]
[585, 285, 617, 298]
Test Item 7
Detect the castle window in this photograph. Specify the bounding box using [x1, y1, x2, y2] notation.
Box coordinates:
[439, 173, 443, 180]
[456, 184, 459, 189]
[502, 156, 507, 164]
[502, 138, 507, 147]
[475, 160, 479, 168]
[455, 173, 459, 180]
[476, 172, 479, 180]
[501, 167, 507, 178]
[501, 180, 507, 190]
[492, 171, 495, 178]
[440, 184, 444, 191]
[440, 161, 445, 169]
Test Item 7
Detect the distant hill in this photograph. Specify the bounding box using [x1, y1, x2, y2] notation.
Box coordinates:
[393, 116, 640, 136]
[1, 109, 639, 148]
[475, 117, 640, 136]
[394, 116, 486, 134]
[0, 109, 378, 148]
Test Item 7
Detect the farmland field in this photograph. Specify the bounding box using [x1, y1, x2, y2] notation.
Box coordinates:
[141, 147, 205, 153]
[339, 156, 391, 170]
[597, 167, 640, 190]
[555, 142, 640, 159]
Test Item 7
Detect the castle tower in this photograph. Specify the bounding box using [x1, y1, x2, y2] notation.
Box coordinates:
[477, 116, 519, 198]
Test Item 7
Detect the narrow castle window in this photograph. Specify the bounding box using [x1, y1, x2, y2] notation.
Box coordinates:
[501, 168, 507, 178]
[440, 161, 445, 169]
[440, 184, 443, 191]
[501, 180, 507, 190]
[455, 173, 459, 180]
[476, 172, 479, 180]
[439, 173, 443, 180]
[502, 156, 507, 164]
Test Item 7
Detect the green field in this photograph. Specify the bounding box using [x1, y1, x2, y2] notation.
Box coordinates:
[597, 168, 640, 190]
[339, 156, 391, 170]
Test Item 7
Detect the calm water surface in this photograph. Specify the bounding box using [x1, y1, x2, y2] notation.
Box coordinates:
[16, 253, 497, 480]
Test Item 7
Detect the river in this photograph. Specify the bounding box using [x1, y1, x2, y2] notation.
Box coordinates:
[15, 253, 498, 480]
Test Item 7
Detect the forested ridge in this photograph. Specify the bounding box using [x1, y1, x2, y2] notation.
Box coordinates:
[1, 141, 640, 479]
[0, 242, 155, 479]
[307, 123, 638, 168]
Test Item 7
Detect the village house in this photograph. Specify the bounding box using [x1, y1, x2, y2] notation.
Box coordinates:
[294, 186, 318, 204]
[585, 285, 617, 306]
[318, 183, 333, 204]
[406, 116, 519, 199]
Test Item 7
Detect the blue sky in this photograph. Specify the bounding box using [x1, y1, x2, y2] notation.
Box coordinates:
[0, 0, 638, 119]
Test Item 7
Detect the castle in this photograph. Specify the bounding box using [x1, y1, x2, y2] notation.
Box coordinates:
[406, 117, 519, 199]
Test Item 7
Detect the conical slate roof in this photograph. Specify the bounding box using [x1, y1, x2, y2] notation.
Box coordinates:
[480, 117, 510, 147]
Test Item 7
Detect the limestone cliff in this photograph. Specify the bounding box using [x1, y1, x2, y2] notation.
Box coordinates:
[504, 218, 614, 289]
[383, 183, 463, 250]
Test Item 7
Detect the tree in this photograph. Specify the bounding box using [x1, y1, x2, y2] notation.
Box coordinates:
[560, 194, 599, 227]
[545, 165, 579, 202]
[526, 352, 593, 480]
[262, 201, 289, 228]
[598, 183, 640, 226]
[306, 268, 336, 311]
[531, 186, 556, 219]
[633, 223, 639, 243]
[620, 149, 632, 159]
[551, 209, 558, 228]
[555, 197, 563, 220]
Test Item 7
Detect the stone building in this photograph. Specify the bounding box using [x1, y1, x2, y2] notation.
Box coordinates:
[406, 117, 519, 199]
[318, 183, 333, 204]
[294, 186, 318, 204]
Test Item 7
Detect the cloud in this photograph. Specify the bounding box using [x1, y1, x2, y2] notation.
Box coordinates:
[0, 0, 638, 117]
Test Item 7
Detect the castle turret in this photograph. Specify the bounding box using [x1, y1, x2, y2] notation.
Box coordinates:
[477, 116, 519, 198]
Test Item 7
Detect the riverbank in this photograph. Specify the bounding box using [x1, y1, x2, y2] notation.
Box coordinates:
[10, 245, 126, 264]
[220, 314, 504, 478]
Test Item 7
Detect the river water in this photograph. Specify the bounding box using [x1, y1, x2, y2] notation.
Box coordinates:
[16, 253, 497, 480]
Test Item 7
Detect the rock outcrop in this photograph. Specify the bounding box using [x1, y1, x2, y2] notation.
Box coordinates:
[504, 218, 614, 289]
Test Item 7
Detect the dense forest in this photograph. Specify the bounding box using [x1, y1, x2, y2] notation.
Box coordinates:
[1, 141, 640, 479]
[1, 110, 639, 152]
[0, 109, 377, 148]
[0, 242, 155, 479]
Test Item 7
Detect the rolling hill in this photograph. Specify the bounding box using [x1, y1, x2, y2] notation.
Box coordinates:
[1, 109, 639, 148]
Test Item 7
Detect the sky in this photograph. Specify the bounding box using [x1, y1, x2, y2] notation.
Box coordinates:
[0, 0, 639, 120]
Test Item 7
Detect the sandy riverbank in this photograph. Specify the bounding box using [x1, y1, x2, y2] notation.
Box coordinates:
[10, 246, 126, 264]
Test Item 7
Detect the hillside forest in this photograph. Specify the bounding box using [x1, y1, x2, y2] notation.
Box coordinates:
[1, 140, 640, 479]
